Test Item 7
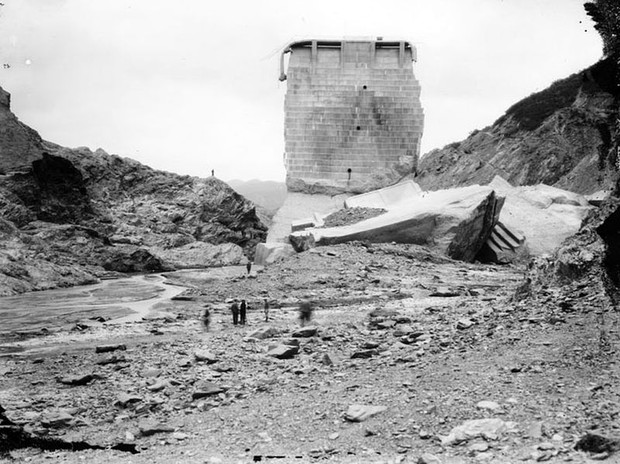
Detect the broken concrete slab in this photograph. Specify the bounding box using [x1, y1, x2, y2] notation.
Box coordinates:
[477, 221, 526, 264]
[487, 176, 591, 256]
[290, 185, 503, 262]
[267, 192, 351, 244]
[344, 180, 422, 210]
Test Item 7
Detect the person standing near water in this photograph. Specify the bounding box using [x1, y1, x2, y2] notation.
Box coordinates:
[240, 299, 247, 325]
[230, 300, 239, 325]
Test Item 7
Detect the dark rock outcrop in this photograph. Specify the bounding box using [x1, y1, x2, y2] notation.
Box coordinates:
[0, 85, 268, 295]
[0, 88, 44, 173]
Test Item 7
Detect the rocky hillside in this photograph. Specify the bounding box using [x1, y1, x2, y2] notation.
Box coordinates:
[0, 86, 267, 295]
[417, 58, 618, 194]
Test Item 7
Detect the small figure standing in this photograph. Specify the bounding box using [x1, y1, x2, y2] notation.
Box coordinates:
[211, 169, 215, 177]
[298, 299, 313, 326]
[263, 298, 270, 322]
[246, 261, 252, 275]
[201, 306, 211, 332]
[230, 300, 239, 325]
[240, 299, 247, 325]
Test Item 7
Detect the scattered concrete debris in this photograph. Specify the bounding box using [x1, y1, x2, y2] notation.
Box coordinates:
[344, 404, 387, 422]
[440, 418, 517, 446]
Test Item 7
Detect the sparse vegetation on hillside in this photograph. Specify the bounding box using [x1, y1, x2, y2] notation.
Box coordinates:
[585, 0, 620, 58]
[500, 58, 616, 132]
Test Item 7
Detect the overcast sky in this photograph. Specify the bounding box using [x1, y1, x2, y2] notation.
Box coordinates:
[0, 0, 603, 182]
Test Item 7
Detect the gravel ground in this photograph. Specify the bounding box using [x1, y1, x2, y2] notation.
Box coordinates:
[1, 243, 619, 463]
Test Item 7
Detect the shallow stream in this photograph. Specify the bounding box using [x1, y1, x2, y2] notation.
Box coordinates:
[0, 274, 187, 336]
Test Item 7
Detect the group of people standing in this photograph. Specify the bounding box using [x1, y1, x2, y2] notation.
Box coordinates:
[202, 297, 314, 332]
[230, 298, 270, 325]
[229, 299, 247, 325]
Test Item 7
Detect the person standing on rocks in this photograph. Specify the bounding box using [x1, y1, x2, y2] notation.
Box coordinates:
[240, 299, 247, 325]
[298, 299, 313, 326]
[230, 300, 240, 325]
[246, 261, 252, 275]
[201, 306, 212, 332]
[263, 298, 270, 322]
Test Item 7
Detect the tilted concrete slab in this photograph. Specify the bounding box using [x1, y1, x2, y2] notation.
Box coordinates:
[345, 180, 423, 210]
[291, 185, 503, 262]
[487, 176, 591, 256]
[267, 192, 351, 243]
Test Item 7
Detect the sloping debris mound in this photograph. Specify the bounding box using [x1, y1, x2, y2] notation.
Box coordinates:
[514, 197, 619, 311]
[0, 404, 137, 457]
[321, 207, 387, 228]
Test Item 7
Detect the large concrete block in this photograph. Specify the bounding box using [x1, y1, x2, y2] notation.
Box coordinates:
[281, 39, 424, 195]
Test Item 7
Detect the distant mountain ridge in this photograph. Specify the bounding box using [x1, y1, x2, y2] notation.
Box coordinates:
[227, 178, 287, 213]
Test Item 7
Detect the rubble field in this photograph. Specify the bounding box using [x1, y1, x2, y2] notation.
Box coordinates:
[1, 242, 619, 463]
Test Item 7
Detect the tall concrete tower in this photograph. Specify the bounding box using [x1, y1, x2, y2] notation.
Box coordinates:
[279, 39, 424, 194]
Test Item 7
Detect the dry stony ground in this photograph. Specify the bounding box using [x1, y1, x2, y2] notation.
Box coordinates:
[2, 243, 620, 464]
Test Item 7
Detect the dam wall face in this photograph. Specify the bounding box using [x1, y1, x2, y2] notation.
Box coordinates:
[282, 40, 424, 194]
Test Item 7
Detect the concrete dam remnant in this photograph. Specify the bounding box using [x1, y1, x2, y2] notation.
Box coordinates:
[280, 39, 424, 194]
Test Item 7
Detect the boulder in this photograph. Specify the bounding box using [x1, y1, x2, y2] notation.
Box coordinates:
[441, 418, 517, 445]
[194, 350, 217, 364]
[40, 410, 74, 428]
[247, 327, 278, 340]
[57, 373, 97, 386]
[153, 241, 246, 269]
[417, 453, 443, 464]
[376, 320, 396, 329]
[456, 319, 474, 330]
[321, 352, 339, 366]
[292, 326, 318, 338]
[114, 393, 143, 408]
[351, 349, 377, 359]
[103, 248, 168, 273]
[476, 400, 501, 412]
[266, 344, 299, 359]
[344, 404, 387, 422]
[192, 382, 225, 399]
[95, 344, 127, 353]
[393, 325, 414, 337]
[138, 421, 174, 436]
[281, 338, 301, 347]
[254, 242, 296, 266]
[289, 185, 503, 262]
[289, 233, 316, 253]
